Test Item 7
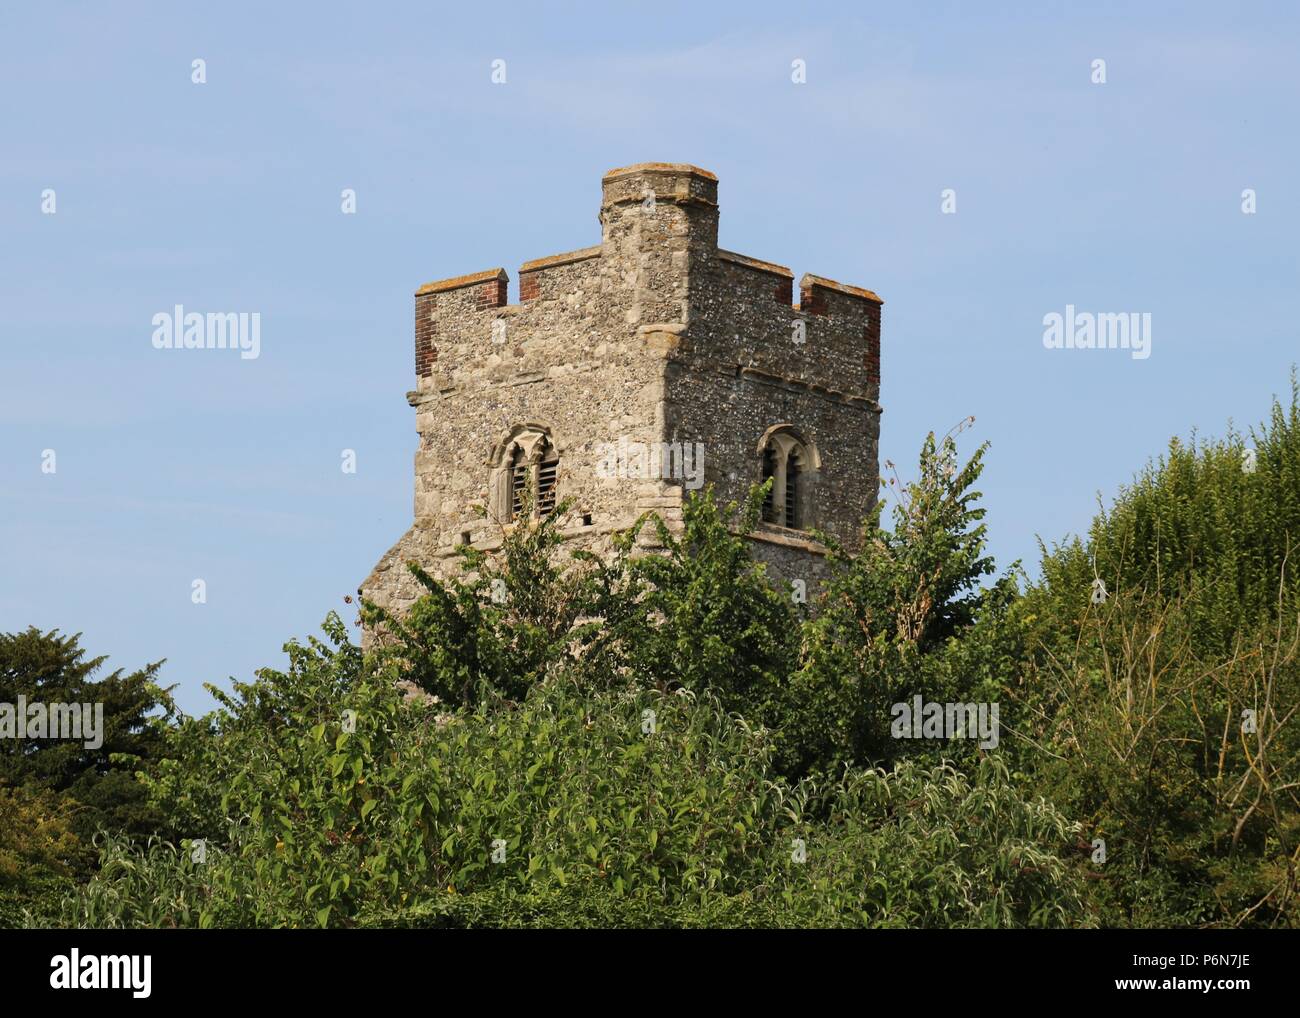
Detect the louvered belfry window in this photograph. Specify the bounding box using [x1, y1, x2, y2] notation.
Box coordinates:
[504, 431, 559, 522]
[761, 447, 778, 523]
[536, 444, 559, 518]
[759, 429, 813, 531]
[511, 455, 529, 519]
[784, 456, 800, 528]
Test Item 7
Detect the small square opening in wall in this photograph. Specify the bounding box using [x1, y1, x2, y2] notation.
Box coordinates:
[581, 513, 593, 527]
[461, 531, 472, 545]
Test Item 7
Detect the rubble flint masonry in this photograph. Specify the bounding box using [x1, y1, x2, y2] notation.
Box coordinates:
[361, 163, 882, 630]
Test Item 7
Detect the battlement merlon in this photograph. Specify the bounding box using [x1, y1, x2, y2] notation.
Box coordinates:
[599, 162, 719, 216]
[799, 273, 883, 315]
[409, 261, 883, 314]
[410, 163, 883, 388]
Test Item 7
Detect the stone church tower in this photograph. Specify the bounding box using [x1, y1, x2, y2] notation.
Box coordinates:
[361, 162, 882, 618]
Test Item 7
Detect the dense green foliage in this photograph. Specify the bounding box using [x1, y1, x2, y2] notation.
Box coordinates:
[59, 638, 1085, 928]
[781, 423, 1019, 778]
[9, 382, 1300, 928]
[1008, 381, 1300, 926]
[0, 785, 78, 927]
[0, 629, 171, 924]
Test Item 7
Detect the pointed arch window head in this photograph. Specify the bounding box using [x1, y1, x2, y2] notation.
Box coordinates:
[757, 426, 818, 530]
[492, 426, 560, 523]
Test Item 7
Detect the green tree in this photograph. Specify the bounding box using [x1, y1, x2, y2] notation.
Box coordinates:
[0, 784, 80, 926]
[783, 424, 1016, 777]
[608, 484, 799, 725]
[0, 628, 172, 848]
[361, 498, 608, 706]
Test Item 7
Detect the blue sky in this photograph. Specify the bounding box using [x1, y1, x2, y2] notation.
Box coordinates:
[2, 1, 1297, 714]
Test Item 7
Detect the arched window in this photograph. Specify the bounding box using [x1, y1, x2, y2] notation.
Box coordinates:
[756, 426, 818, 530]
[491, 425, 560, 522]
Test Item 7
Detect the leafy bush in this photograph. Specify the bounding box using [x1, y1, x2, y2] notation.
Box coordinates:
[781, 424, 1018, 778]
[1026, 377, 1300, 663]
[1010, 381, 1300, 926]
[360, 499, 610, 706]
[57, 614, 1085, 928]
[605, 484, 800, 724]
[0, 784, 80, 926]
